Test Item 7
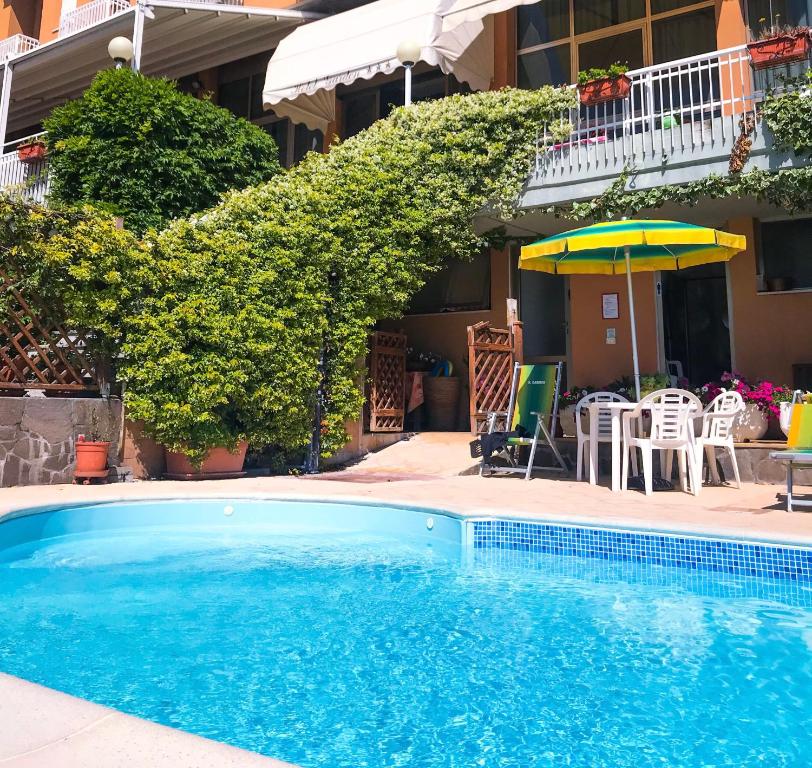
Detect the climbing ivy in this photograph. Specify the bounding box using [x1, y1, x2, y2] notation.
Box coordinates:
[761, 70, 812, 156]
[542, 165, 812, 223]
[120, 86, 576, 460]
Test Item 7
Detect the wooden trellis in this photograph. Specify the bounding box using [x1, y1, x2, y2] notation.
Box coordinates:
[0, 270, 98, 392]
[368, 330, 406, 432]
[467, 319, 523, 434]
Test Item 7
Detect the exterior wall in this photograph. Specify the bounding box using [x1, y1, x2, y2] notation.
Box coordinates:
[122, 419, 165, 479]
[715, 0, 747, 48]
[0, 396, 123, 486]
[0, 1, 42, 39]
[726, 216, 812, 385]
[567, 273, 660, 387]
[382, 248, 511, 379]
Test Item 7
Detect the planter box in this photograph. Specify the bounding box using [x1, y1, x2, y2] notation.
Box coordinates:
[17, 141, 47, 164]
[747, 31, 810, 70]
[578, 75, 632, 106]
[731, 403, 769, 442]
[164, 441, 248, 480]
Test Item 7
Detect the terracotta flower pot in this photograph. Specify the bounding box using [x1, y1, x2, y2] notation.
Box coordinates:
[75, 441, 110, 474]
[747, 31, 810, 70]
[17, 141, 47, 164]
[578, 74, 632, 106]
[164, 441, 248, 480]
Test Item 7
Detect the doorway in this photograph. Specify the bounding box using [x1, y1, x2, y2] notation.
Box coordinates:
[661, 263, 731, 386]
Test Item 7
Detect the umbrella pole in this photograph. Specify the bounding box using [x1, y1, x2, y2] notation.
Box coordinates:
[624, 246, 641, 401]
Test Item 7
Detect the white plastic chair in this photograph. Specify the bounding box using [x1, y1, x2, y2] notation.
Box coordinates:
[694, 391, 744, 488]
[575, 391, 631, 481]
[622, 388, 703, 496]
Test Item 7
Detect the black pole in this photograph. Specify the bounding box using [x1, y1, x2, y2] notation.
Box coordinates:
[303, 271, 337, 475]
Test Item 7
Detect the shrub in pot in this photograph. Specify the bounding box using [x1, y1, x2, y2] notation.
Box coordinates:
[747, 25, 810, 70]
[577, 63, 631, 106]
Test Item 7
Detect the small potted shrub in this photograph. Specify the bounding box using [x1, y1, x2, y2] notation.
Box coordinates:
[17, 139, 47, 164]
[577, 63, 631, 106]
[747, 20, 810, 70]
[558, 387, 595, 437]
[75, 410, 111, 476]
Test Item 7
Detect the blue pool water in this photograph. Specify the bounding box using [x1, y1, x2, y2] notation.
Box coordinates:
[1, 500, 812, 767]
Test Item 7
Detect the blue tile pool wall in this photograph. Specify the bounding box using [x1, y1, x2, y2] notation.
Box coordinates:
[472, 520, 812, 582]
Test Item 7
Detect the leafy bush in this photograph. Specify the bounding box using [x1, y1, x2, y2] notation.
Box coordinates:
[577, 63, 629, 85]
[121, 86, 576, 459]
[0, 196, 150, 368]
[762, 70, 812, 156]
[44, 69, 282, 234]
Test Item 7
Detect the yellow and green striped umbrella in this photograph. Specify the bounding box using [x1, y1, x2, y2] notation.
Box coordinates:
[519, 220, 746, 399]
[520, 220, 746, 275]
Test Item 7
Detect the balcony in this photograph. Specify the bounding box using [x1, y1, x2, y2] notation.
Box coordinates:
[0, 134, 50, 205]
[0, 34, 40, 62]
[58, 0, 131, 38]
[521, 45, 811, 210]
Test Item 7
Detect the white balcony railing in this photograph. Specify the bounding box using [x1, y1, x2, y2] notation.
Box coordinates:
[0, 34, 40, 63]
[535, 45, 780, 179]
[0, 133, 50, 205]
[59, 0, 131, 38]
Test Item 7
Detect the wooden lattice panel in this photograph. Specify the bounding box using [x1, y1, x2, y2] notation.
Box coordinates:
[368, 331, 406, 432]
[467, 320, 523, 434]
[0, 270, 98, 392]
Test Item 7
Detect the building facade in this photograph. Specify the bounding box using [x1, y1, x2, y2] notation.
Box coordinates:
[0, 0, 810, 438]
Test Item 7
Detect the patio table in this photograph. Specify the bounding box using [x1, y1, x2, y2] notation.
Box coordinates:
[769, 450, 812, 512]
[587, 401, 637, 492]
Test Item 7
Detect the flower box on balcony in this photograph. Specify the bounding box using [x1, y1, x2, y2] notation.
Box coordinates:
[747, 29, 810, 70]
[17, 140, 47, 164]
[577, 74, 632, 107]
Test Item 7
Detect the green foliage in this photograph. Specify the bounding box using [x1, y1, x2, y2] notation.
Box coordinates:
[44, 69, 281, 234]
[0, 196, 150, 365]
[121, 86, 577, 459]
[577, 63, 629, 85]
[761, 70, 812, 156]
[546, 165, 812, 222]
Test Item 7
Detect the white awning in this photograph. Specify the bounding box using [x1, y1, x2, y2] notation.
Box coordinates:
[439, 0, 538, 31]
[263, 0, 535, 132]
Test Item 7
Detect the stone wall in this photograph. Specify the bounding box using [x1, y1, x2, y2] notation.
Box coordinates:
[0, 397, 123, 486]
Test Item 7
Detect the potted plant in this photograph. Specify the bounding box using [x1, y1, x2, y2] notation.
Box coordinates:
[747, 20, 810, 70]
[17, 139, 47, 164]
[577, 63, 631, 106]
[75, 409, 111, 476]
[164, 441, 249, 480]
[558, 387, 595, 437]
[697, 372, 792, 442]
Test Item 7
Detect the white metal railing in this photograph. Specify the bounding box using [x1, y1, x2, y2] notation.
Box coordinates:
[0, 34, 40, 63]
[170, 0, 244, 4]
[59, 0, 131, 38]
[0, 132, 50, 205]
[535, 45, 797, 177]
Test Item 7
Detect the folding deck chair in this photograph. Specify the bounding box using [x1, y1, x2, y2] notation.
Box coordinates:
[480, 362, 567, 480]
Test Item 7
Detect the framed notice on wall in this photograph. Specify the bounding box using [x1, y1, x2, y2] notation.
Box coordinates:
[602, 293, 619, 320]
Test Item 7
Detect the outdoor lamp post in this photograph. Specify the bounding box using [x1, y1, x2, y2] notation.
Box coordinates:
[396, 40, 422, 106]
[108, 37, 134, 69]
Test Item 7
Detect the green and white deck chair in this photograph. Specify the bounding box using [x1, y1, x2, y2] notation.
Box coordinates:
[481, 362, 567, 480]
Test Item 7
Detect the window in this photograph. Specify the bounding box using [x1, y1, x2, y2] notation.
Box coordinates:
[578, 29, 645, 72]
[746, 0, 811, 37]
[218, 77, 251, 119]
[573, 0, 645, 35]
[340, 72, 469, 138]
[652, 7, 717, 64]
[518, 44, 572, 88]
[759, 218, 812, 291]
[516, 0, 719, 90]
[407, 251, 491, 314]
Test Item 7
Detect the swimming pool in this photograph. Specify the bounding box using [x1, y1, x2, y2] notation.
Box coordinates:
[1, 499, 812, 767]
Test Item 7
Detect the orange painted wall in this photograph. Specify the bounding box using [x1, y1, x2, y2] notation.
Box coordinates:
[715, 0, 748, 48]
[568, 273, 661, 387]
[725, 217, 812, 385]
[0, 0, 42, 39]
